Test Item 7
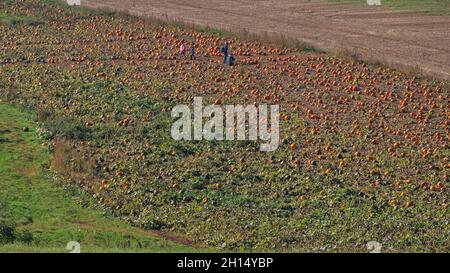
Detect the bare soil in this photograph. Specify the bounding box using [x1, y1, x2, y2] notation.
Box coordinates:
[81, 0, 450, 80]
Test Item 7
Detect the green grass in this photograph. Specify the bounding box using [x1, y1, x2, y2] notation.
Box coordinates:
[328, 0, 450, 16]
[0, 0, 447, 253]
[0, 11, 41, 25]
[0, 103, 194, 253]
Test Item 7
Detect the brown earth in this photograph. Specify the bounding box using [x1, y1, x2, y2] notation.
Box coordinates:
[80, 0, 450, 81]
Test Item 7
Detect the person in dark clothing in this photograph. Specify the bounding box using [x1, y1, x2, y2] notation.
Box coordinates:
[190, 43, 196, 60]
[220, 42, 229, 64]
[228, 55, 235, 66]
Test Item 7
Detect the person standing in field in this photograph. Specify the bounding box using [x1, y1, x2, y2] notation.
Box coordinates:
[220, 42, 229, 64]
[228, 55, 235, 66]
[179, 40, 187, 59]
[190, 43, 196, 60]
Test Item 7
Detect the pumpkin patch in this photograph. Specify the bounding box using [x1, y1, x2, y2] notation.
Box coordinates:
[0, 0, 448, 252]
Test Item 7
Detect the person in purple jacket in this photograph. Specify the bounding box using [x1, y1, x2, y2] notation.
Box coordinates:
[179, 40, 187, 59]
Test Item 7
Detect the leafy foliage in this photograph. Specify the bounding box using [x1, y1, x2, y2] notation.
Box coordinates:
[0, 0, 448, 252]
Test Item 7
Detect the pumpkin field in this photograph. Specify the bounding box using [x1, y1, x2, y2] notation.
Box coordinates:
[0, 0, 448, 252]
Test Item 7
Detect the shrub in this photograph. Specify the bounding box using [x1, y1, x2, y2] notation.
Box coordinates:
[37, 110, 92, 141]
[0, 218, 16, 244]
